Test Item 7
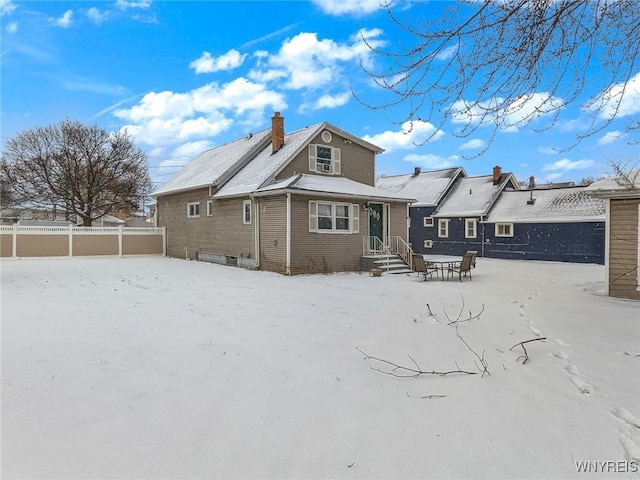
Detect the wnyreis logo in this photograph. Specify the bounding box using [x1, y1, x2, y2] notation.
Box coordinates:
[575, 460, 638, 473]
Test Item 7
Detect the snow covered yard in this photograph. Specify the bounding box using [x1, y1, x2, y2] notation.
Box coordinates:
[1, 256, 639, 479]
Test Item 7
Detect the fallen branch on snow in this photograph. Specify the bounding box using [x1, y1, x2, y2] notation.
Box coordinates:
[509, 337, 547, 365]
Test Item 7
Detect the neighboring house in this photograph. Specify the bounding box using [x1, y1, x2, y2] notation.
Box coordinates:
[483, 187, 605, 263]
[153, 113, 416, 275]
[376, 167, 466, 254]
[586, 171, 640, 300]
[425, 166, 519, 257]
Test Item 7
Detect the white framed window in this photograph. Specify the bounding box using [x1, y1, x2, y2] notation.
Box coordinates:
[495, 223, 514, 237]
[424, 239, 433, 248]
[465, 218, 477, 238]
[438, 219, 449, 238]
[242, 200, 251, 224]
[309, 201, 359, 234]
[309, 144, 341, 175]
[187, 202, 200, 218]
[423, 216, 434, 227]
[207, 200, 213, 217]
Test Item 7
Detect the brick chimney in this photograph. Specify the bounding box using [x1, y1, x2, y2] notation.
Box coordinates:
[413, 166, 421, 176]
[528, 175, 535, 189]
[492, 165, 502, 185]
[271, 112, 285, 153]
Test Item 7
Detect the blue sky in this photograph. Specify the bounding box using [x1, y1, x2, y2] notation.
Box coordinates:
[2, 0, 639, 190]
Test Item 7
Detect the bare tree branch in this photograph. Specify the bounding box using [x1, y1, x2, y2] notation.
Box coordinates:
[509, 337, 547, 364]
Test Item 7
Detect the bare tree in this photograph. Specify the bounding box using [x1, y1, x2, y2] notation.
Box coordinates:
[359, 0, 640, 155]
[1, 119, 152, 226]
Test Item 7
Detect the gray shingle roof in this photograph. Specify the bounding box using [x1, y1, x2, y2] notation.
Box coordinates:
[375, 168, 465, 206]
[433, 173, 518, 217]
[486, 187, 605, 223]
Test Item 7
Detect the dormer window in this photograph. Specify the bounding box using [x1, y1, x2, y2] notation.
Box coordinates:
[309, 144, 341, 175]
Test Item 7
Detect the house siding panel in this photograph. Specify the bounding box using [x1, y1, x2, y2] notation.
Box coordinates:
[483, 222, 605, 264]
[276, 132, 376, 186]
[157, 189, 254, 261]
[608, 199, 640, 299]
[289, 195, 364, 274]
[416, 216, 483, 257]
[258, 196, 287, 274]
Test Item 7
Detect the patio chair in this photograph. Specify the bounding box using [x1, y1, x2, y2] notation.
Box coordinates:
[412, 255, 436, 281]
[466, 250, 478, 268]
[448, 252, 474, 281]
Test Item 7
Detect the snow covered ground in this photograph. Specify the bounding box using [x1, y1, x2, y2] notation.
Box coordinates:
[2, 256, 639, 479]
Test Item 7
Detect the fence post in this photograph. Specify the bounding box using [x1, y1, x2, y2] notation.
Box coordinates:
[119, 225, 124, 257]
[69, 225, 73, 257]
[12, 224, 17, 257]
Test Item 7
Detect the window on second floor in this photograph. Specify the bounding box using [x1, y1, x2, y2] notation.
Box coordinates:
[438, 219, 449, 238]
[465, 218, 477, 238]
[309, 144, 341, 175]
[187, 202, 200, 218]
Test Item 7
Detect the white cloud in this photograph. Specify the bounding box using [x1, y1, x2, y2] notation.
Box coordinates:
[311, 0, 386, 16]
[0, 0, 16, 17]
[190, 50, 247, 74]
[114, 78, 286, 147]
[314, 92, 352, 109]
[591, 71, 640, 120]
[537, 146, 558, 154]
[544, 172, 564, 182]
[116, 0, 152, 9]
[6, 20, 17, 33]
[172, 141, 214, 159]
[542, 158, 595, 172]
[51, 10, 73, 28]
[248, 29, 385, 90]
[403, 153, 459, 170]
[459, 138, 485, 150]
[597, 130, 626, 146]
[451, 92, 564, 131]
[435, 45, 457, 61]
[86, 7, 105, 24]
[362, 121, 444, 153]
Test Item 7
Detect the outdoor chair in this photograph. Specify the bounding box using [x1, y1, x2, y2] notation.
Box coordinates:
[448, 252, 474, 281]
[466, 250, 478, 268]
[412, 255, 436, 281]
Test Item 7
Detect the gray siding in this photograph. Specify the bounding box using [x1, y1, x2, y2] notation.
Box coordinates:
[258, 196, 287, 274]
[157, 189, 254, 261]
[289, 195, 365, 274]
[609, 198, 640, 300]
[276, 132, 376, 186]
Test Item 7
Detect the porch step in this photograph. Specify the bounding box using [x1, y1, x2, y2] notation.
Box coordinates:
[373, 255, 413, 275]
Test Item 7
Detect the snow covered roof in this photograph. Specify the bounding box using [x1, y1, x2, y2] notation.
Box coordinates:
[153, 128, 273, 196]
[585, 170, 640, 198]
[253, 174, 417, 203]
[375, 168, 466, 206]
[485, 187, 606, 223]
[433, 173, 518, 217]
[214, 124, 322, 198]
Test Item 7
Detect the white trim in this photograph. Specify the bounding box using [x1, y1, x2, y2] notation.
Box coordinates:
[321, 130, 332, 143]
[605, 198, 610, 293]
[438, 218, 449, 238]
[495, 222, 514, 237]
[206, 200, 213, 217]
[286, 193, 291, 275]
[253, 198, 260, 268]
[465, 218, 477, 238]
[423, 216, 434, 227]
[187, 202, 200, 218]
[309, 144, 341, 175]
[242, 200, 251, 224]
[313, 200, 356, 234]
[384, 203, 390, 243]
[424, 239, 433, 248]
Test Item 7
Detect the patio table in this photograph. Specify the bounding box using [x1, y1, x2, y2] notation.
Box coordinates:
[426, 258, 462, 281]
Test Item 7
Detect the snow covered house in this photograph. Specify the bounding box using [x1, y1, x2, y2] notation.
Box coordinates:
[153, 113, 416, 275]
[586, 171, 640, 300]
[376, 167, 466, 255]
[482, 187, 605, 263]
[420, 166, 519, 257]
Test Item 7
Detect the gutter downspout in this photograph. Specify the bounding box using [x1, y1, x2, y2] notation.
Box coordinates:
[252, 196, 260, 269]
[481, 215, 485, 258]
[286, 193, 291, 275]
